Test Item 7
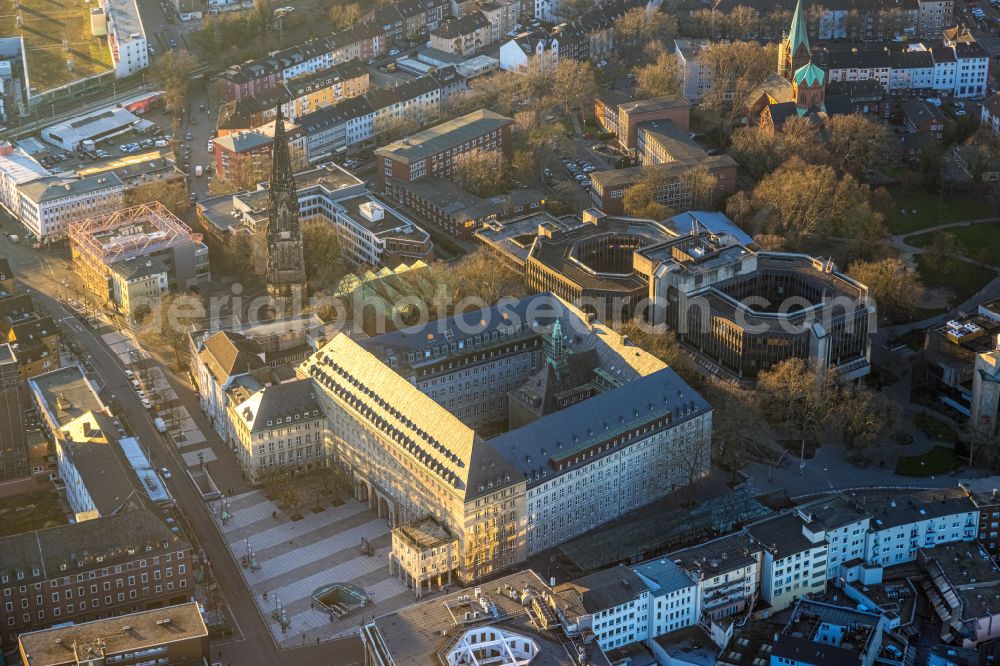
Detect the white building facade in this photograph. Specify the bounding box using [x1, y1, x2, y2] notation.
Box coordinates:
[100, 0, 148, 78]
[865, 496, 978, 567]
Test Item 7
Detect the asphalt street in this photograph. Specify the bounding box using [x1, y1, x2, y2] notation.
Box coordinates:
[0, 236, 362, 665]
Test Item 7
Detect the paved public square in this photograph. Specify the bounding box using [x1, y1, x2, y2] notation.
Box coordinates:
[217, 489, 413, 647]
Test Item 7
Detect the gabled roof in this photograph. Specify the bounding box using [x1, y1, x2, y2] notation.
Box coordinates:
[901, 98, 945, 127]
[0, 509, 187, 585]
[199, 330, 265, 384]
[555, 565, 650, 615]
[0, 293, 37, 330]
[954, 41, 989, 60]
[366, 75, 441, 110]
[767, 101, 798, 128]
[931, 46, 957, 63]
[9, 315, 58, 346]
[430, 11, 489, 38]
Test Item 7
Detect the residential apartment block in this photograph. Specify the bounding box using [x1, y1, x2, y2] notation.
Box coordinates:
[667, 532, 762, 622]
[284, 58, 370, 117]
[217, 37, 336, 102]
[2, 304, 61, 381]
[773, 601, 885, 666]
[825, 40, 989, 98]
[749, 513, 829, 613]
[26, 365, 143, 522]
[99, 0, 148, 78]
[864, 490, 978, 567]
[429, 13, 493, 56]
[960, 480, 1000, 557]
[796, 495, 870, 580]
[367, 75, 446, 138]
[0, 510, 194, 648]
[674, 39, 713, 103]
[295, 96, 376, 162]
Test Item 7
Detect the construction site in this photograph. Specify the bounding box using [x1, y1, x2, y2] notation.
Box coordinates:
[68, 202, 210, 317]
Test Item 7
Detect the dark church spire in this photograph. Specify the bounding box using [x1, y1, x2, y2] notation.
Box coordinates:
[265, 104, 307, 314]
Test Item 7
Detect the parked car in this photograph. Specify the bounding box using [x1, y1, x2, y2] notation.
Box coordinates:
[141, 398, 152, 410]
[389, 48, 400, 56]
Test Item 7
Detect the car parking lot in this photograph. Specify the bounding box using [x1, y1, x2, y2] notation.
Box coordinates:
[550, 155, 599, 193]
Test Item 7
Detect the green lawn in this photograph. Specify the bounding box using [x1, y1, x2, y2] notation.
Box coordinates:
[0, 0, 114, 93]
[895, 446, 962, 477]
[887, 188, 994, 235]
[0, 491, 68, 538]
[914, 254, 995, 305]
[914, 413, 958, 441]
[908, 223, 1000, 267]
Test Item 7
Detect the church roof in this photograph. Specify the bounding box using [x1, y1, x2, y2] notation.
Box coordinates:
[794, 62, 825, 87]
[788, 0, 810, 57]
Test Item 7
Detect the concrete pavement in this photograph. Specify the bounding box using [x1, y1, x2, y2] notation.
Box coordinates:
[1, 238, 363, 665]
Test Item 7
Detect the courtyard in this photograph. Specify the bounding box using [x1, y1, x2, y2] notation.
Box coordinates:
[216, 486, 413, 648]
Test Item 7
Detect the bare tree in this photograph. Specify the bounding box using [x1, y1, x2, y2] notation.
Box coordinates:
[302, 219, 350, 288]
[635, 50, 683, 99]
[329, 2, 361, 30]
[700, 41, 778, 127]
[124, 179, 191, 216]
[552, 59, 597, 116]
[614, 7, 678, 54]
[847, 257, 924, 322]
[742, 157, 885, 250]
[825, 114, 898, 177]
[149, 50, 199, 118]
[281, 485, 302, 520]
[756, 358, 836, 468]
[452, 150, 511, 197]
[830, 384, 899, 463]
